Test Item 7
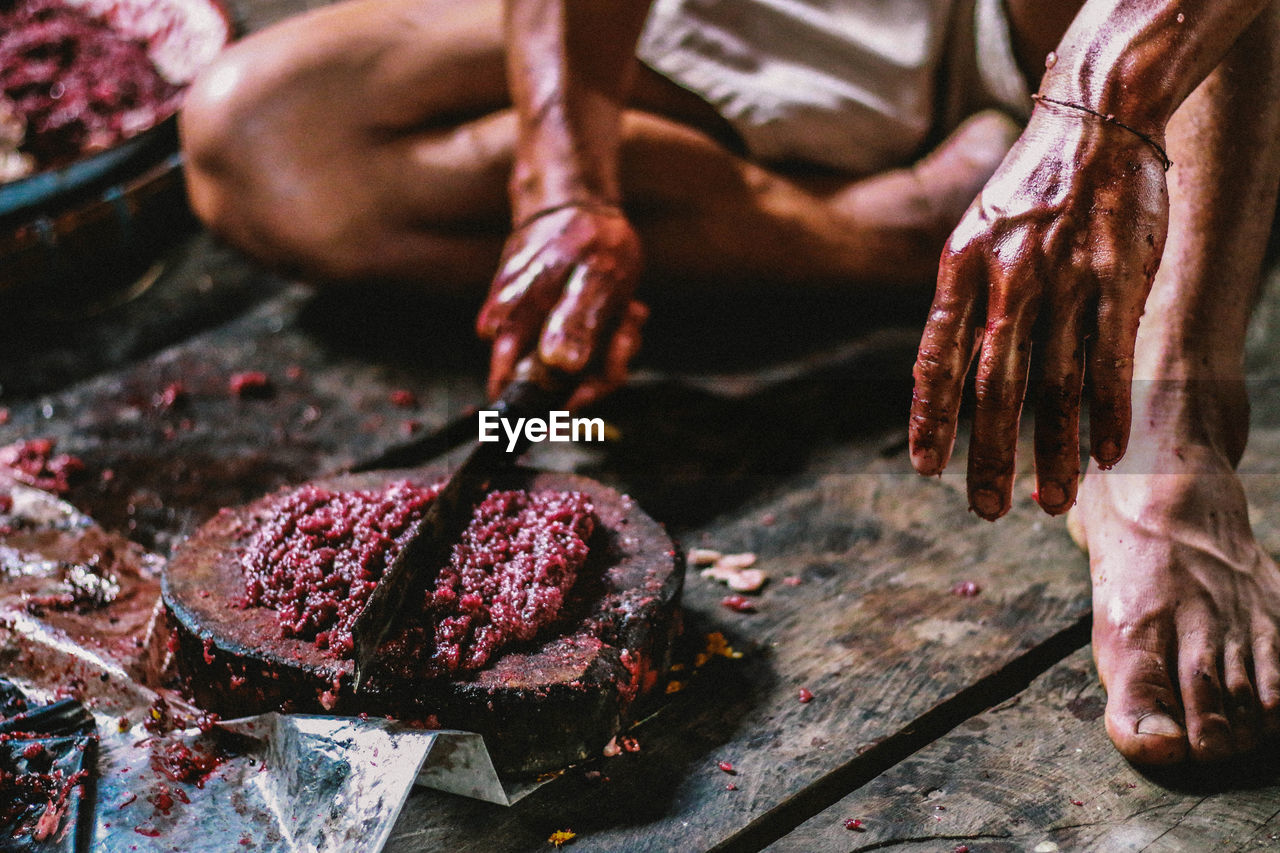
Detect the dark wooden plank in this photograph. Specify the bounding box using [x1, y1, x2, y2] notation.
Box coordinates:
[0, 284, 487, 552]
[770, 647, 1280, 853]
[767, 267, 1280, 853]
[0, 234, 287, 399]
[384, 368, 1093, 852]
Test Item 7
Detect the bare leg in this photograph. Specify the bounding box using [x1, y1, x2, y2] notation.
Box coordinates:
[180, 0, 1019, 298]
[1069, 2, 1280, 764]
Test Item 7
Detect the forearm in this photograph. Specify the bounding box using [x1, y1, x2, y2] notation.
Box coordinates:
[1042, 0, 1273, 132]
[504, 0, 653, 224]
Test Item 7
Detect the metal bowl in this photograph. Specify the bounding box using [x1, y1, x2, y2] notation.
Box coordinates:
[0, 0, 234, 311]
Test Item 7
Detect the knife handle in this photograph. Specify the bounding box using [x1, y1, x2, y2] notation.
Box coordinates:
[496, 353, 570, 414]
[469, 354, 574, 471]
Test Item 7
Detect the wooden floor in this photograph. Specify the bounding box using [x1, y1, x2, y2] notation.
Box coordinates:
[6, 2, 1280, 848]
[7, 247, 1280, 853]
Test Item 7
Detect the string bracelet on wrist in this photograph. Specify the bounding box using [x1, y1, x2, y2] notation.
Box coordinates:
[1031, 93, 1172, 171]
[513, 199, 624, 231]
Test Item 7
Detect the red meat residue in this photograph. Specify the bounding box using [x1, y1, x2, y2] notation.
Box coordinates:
[228, 372, 273, 399]
[0, 763, 89, 842]
[150, 738, 227, 789]
[389, 389, 418, 408]
[0, 438, 85, 495]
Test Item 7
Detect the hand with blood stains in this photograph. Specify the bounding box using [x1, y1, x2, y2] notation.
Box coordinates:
[909, 110, 1170, 519]
[477, 204, 647, 410]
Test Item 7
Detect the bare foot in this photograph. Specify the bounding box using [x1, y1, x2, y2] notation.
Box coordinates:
[1070, 400, 1280, 765]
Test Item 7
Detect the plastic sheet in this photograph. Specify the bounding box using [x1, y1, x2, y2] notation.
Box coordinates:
[91, 712, 479, 852]
[0, 484, 545, 853]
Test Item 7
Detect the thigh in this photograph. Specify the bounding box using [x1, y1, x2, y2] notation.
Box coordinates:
[181, 0, 511, 263]
[212, 0, 509, 133]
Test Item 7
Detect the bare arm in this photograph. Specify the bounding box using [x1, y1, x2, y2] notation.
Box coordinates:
[1047, 0, 1273, 129]
[477, 0, 653, 406]
[909, 0, 1273, 518]
[504, 0, 651, 220]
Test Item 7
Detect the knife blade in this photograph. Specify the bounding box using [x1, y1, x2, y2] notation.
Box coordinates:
[351, 356, 568, 694]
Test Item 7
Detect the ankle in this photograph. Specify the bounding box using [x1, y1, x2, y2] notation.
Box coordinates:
[1127, 375, 1249, 467]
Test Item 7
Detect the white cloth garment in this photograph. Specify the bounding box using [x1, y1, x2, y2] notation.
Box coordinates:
[637, 0, 1031, 174]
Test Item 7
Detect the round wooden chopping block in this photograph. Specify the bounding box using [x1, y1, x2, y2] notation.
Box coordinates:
[163, 466, 683, 776]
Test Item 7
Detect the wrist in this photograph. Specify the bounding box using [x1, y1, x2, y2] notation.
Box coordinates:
[1029, 92, 1172, 171]
[1039, 63, 1170, 141]
[1036, 1, 1200, 140]
[512, 199, 624, 231]
[509, 146, 621, 226]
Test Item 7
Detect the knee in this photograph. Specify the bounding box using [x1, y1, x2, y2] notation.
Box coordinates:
[179, 45, 374, 279]
[179, 45, 278, 234]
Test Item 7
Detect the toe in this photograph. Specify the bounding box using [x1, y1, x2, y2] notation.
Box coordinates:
[1179, 644, 1235, 762]
[1100, 646, 1188, 765]
[1253, 633, 1280, 737]
[1223, 643, 1260, 754]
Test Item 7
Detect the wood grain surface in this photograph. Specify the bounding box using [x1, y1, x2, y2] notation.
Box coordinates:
[2, 0, 1279, 845]
[771, 648, 1280, 853]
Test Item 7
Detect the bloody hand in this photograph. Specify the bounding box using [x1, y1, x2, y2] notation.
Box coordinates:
[909, 109, 1170, 518]
[477, 204, 647, 410]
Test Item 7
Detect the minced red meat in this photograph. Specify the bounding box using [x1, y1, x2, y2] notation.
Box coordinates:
[241, 481, 596, 677]
[242, 481, 441, 650]
[0, 438, 86, 495]
[0, 0, 183, 172]
[416, 489, 595, 676]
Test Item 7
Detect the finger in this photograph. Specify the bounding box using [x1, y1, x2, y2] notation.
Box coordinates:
[486, 274, 565, 399]
[566, 379, 612, 412]
[487, 331, 533, 400]
[909, 243, 986, 476]
[1032, 293, 1088, 515]
[967, 264, 1039, 521]
[1087, 260, 1148, 469]
[539, 262, 629, 374]
[601, 300, 649, 386]
[565, 300, 649, 411]
[476, 249, 553, 339]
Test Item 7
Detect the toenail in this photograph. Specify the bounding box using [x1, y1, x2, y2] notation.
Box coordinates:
[1197, 734, 1232, 756]
[1136, 714, 1183, 738]
[971, 489, 1002, 518]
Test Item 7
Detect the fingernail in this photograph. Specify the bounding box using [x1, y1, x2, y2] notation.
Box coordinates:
[971, 489, 1003, 519]
[914, 448, 940, 474]
[1136, 714, 1183, 738]
[547, 339, 583, 368]
[1097, 439, 1120, 465]
[1038, 482, 1067, 509]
